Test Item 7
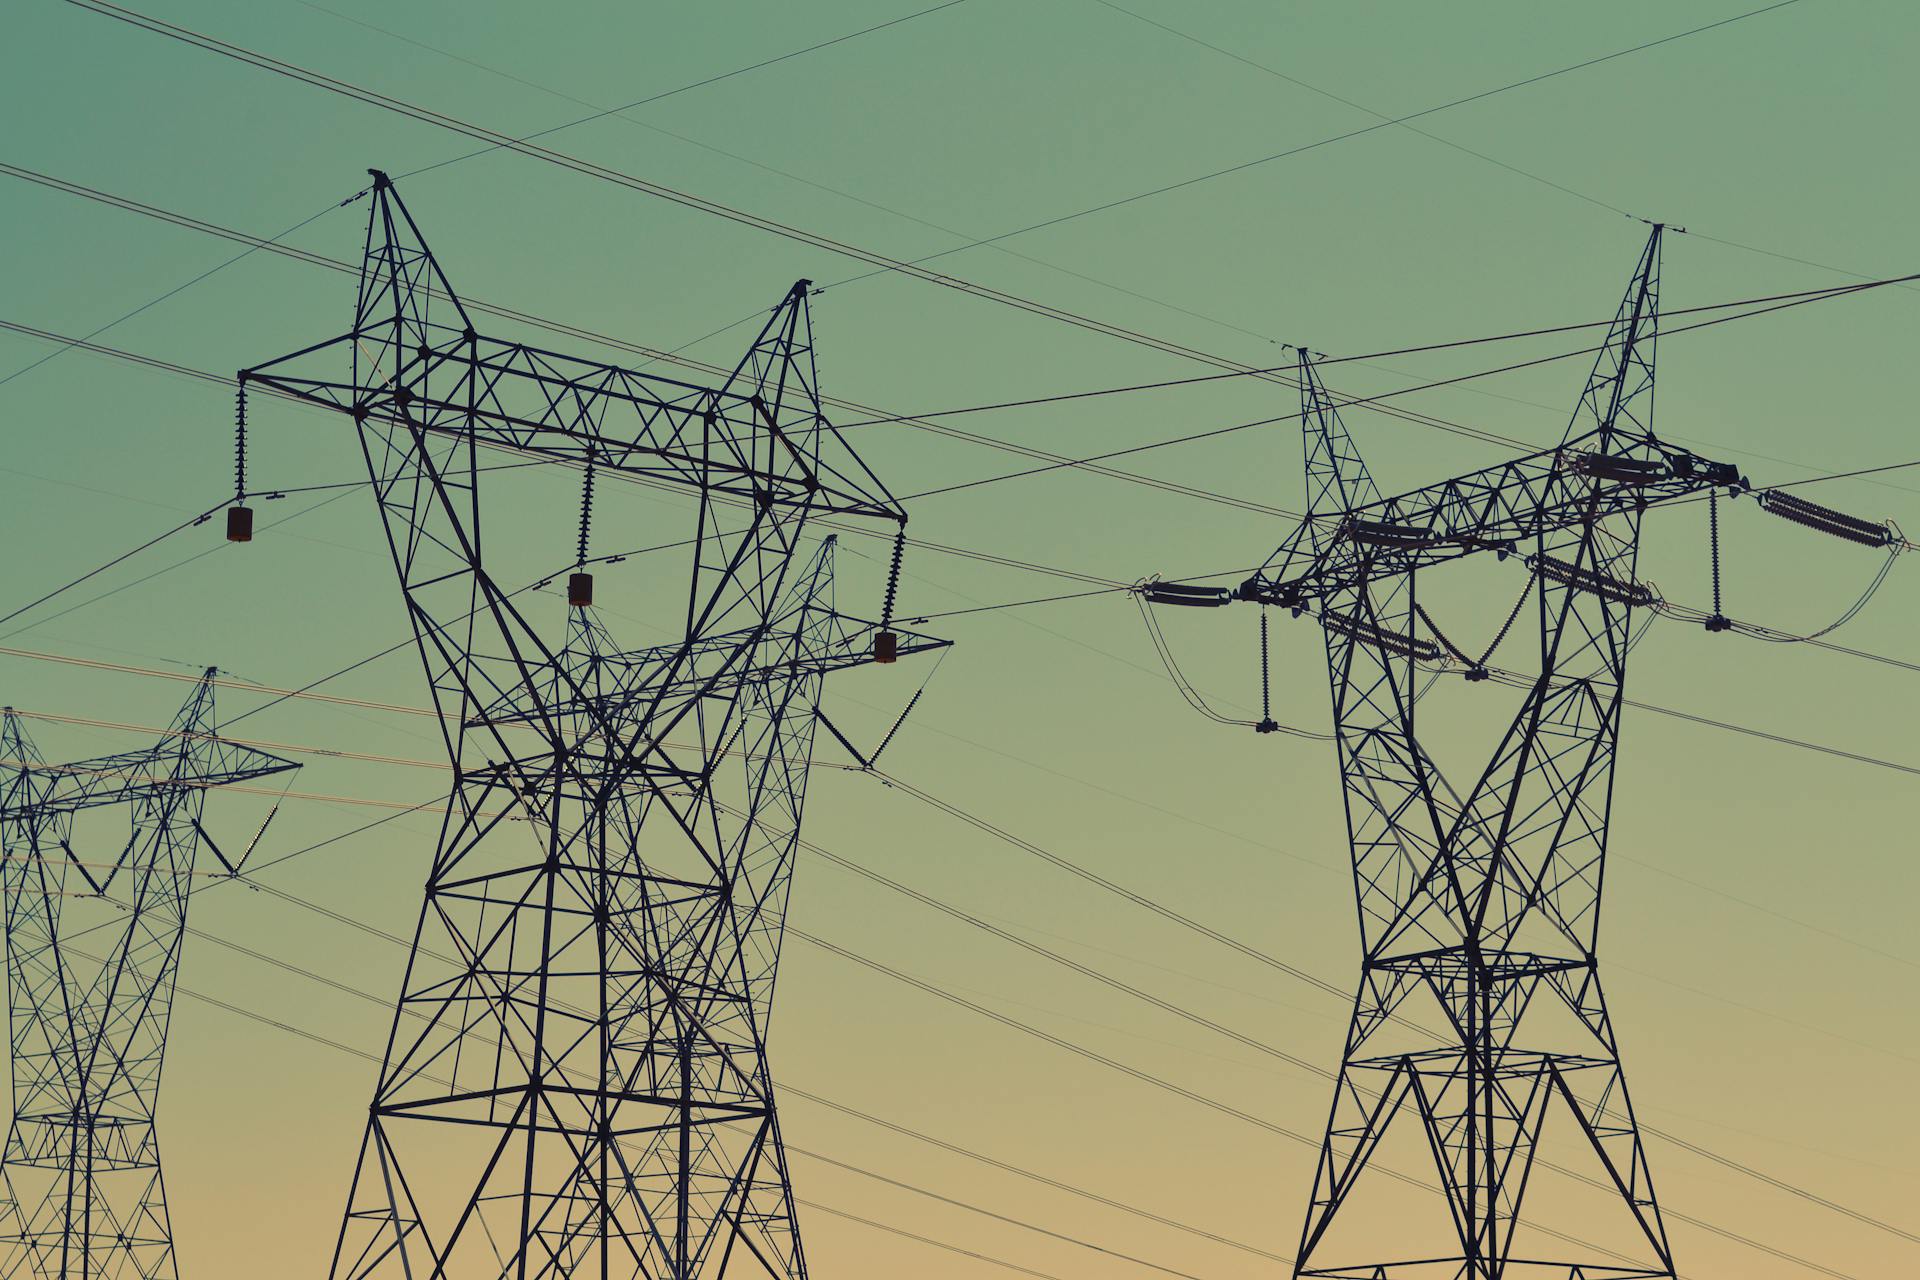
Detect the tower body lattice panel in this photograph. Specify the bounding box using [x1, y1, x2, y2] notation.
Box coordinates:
[245, 173, 940, 1280]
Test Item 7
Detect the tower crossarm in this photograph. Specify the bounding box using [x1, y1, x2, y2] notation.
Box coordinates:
[1237, 427, 1744, 611]
[0, 741, 295, 818]
[241, 175, 902, 525]
[243, 333, 903, 522]
[467, 619, 947, 731]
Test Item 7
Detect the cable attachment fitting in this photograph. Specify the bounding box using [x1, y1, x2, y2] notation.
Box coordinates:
[227, 375, 253, 543]
[875, 521, 905, 664]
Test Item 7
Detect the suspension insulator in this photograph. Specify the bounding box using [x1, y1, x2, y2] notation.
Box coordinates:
[1321, 610, 1442, 661]
[567, 572, 594, 608]
[873, 630, 899, 664]
[1344, 517, 1433, 548]
[1141, 581, 1233, 607]
[1566, 452, 1670, 485]
[1527, 553, 1655, 607]
[1756, 490, 1892, 547]
[225, 506, 253, 543]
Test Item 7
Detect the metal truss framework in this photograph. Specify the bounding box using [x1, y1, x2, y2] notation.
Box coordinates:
[244, 172, 943, 1280]
[1242, 228, 1742, 1280]
[0, 677, 296, 1279]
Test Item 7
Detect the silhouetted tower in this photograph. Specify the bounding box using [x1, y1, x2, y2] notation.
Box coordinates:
[0, 677, 296, 1279]
[242, 172, 942, 1280]
[1230, 229, 1749, 1278]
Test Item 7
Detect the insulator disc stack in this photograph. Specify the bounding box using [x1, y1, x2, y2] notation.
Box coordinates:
[1756, 489, 1893, 547]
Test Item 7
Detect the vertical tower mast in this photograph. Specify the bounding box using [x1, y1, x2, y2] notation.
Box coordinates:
[0, 678, 296, 1279]
[243, 174, 942, 1280]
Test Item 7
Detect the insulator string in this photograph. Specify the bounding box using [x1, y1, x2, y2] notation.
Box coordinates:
[1259, 609, 1272, 726]
[234, 378, 249, 500]
[1709, 488, 1724, 617]
[880, 523, 905, 629]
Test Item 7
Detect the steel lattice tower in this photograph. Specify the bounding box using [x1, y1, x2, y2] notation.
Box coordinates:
[0, 676, 296, 1279]
[1230, 228, 1752, 1279]
[242, 172, 942, 1280]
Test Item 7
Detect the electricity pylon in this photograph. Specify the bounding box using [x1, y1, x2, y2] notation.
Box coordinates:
[0, 676, 296, 1279]
[242, 171, 943, 1279]
[1150, 227, 1760, 1277]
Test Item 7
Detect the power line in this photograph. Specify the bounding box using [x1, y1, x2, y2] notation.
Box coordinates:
[787, 1147, 1210, 1280]
[52, 0, 1846, 492]
[94, 804, 1293, 1269]
[392, 0, 977, 180]
[290, 0, 1623, 378]
[52, 0, 1572, 457]
[808, 0, 1813, 280]
[128, 869, 1220, 1279]
[0, 191, 360, 389]
[789, 925, 1861, 1278]
[0, 487, 362, 643]
[898, 275, 1920, 505]
[793, 1200, 1071, 1280]
[58, 937, 1091, 1280]
[310, 0, 1317, 360]
[0, 316, 1156, 589]
[0, 164, 1300, 518]
[855, 762, 1917, 1221]
[783, 802, 1919, 1253]
[56, 0, 1326, 380]
[778, 1085, 1288, 1264]
[1085, 0, 1920, 337]
[834, 271, 1920, 430]
[20, 160, 1911, 525]
[14, 678, 1911, 1254]
[1086, 0, 1637, 220]
[0, 500, 225, 629]
[5, 516, 1919, 781]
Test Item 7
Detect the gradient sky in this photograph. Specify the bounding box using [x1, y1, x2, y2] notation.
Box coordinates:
[2, 1, 1917, 1277]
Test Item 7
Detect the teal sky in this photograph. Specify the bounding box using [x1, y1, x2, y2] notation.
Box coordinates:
[2, 1, 1917, 1276]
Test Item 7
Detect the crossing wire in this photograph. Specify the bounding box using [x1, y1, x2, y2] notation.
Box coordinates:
[13, 163, 1916, 519]
[12, 682, 1913, 1257]
[786, 929, 1769, 1278]
[55, 0, 1565, 456]
[898, 274, 1920, 504]
[0, 164, 1300, 520]
[3, 157, 1920, 1258]
[792, 1, 1813, 290]
[29, 827, 1264, 1275]
[44, 674, 1905, 1256]
[55, 0, 1828, 463]
[43, 936, 1105, 1280]
[0, 320, 1133, 591]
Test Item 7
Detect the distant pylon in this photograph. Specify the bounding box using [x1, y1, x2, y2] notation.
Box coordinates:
[242, 172, 944, 1279]
[0, 676, 296, 1279]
